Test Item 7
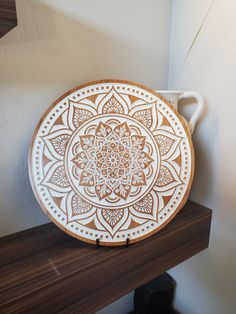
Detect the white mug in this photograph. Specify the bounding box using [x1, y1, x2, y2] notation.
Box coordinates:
[156, 90, 205, 134]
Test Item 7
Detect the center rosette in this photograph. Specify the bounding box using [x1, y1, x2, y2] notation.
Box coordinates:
[65, 115, 160, 209]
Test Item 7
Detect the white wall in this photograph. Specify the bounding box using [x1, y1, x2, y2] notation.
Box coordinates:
[0, 1, 171, 313]
[169, 1, 236, 314]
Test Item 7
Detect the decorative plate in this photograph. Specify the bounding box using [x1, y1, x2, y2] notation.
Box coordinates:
[29, 80, 194, 246]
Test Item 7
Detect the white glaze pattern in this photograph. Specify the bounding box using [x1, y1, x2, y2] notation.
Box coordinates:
[29, 81, 193, 245]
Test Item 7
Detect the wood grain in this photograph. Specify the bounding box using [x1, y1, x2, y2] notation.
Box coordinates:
[0, 0, 17, 38]
[0, 201, 212, 314]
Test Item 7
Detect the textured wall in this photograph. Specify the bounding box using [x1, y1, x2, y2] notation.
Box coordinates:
[169, 1, 236, 314]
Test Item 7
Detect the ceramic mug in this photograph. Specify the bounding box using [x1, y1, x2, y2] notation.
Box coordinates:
[156, 90, 204, 134]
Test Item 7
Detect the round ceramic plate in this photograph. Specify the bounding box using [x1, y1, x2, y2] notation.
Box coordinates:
[29, 80, 194, 246]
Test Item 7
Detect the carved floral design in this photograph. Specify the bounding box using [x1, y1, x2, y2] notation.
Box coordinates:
[103, 97, 124, 113]
[72, 121, 153, 201]
[133, 108, 153, 128]
[31, 82, 191, 244]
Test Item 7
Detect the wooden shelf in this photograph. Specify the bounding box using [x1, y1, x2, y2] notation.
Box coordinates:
[0, 201, 212, 313]
[0, 0, 17, 38]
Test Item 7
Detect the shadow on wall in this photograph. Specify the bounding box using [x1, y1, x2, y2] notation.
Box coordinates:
[171, 98, 234, 313]
[178, 97, 219, 202]
[0, 0, 160, 87]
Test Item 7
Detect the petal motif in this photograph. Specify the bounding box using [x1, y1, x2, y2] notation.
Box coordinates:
[133, 193, 153, 214]
[79, 171, 94, 186]
[68, 101, 96, 130]
[95, 184, 112, 200]
[102, 96, 124, 114]
[97, 208, 128, 236]
[114, 184, 131, 200]
[41, 161, 71, 193]
[79, 135, 95, 150]
[131, 135, 146, 150]
[138, 152, 154, 169]
[102, 209, 124, 228]
[95, 122, 112, 138]
[133, 108, 152, 128]
[154, 130, 181, 160]
[154, 161, 182, 192]
[97, 88, 129, 114]
[114, 122, 131, 138]
[43, 129, 72, 160]
[73, 108, 93, 128]
[130, 103, 158, 131]
[72, 195, 91, 215]
[72, 151, 88, 170]
[66, 191, 95, 223]
[130, 191, 158, 221]
[132, 170, 146, 186]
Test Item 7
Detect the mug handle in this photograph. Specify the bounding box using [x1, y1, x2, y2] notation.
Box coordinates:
[179, 91, 205, 134]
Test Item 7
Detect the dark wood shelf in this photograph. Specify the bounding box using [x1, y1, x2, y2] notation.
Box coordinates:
[0, 201, 212, 314]
[0, 0, 17, 38]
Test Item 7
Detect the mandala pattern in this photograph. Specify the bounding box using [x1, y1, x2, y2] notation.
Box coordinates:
[29, 80, 194, 245]
[72, 121, 154, 202]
